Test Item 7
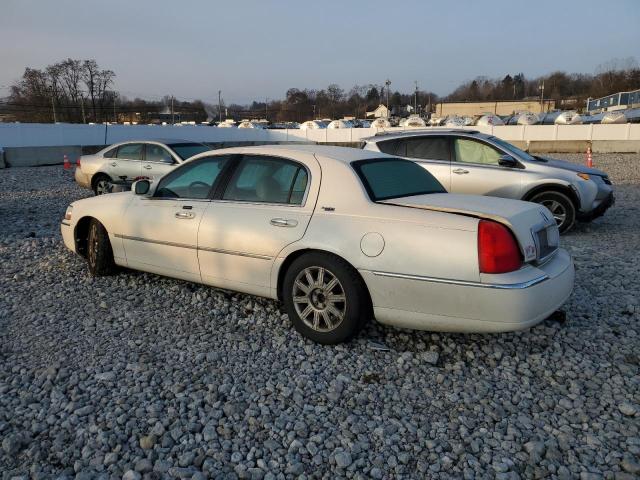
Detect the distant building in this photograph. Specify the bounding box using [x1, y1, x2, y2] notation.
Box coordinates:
[586, 89, 640, 113]
[435, 100, 555, 117]
[366, 104, 389, 118]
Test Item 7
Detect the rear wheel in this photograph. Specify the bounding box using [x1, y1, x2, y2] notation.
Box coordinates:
[92, 174, 111, 196]
[530, 191, 576, 234]
[282, 252, 370, 344]
[87, 219, 116, 276]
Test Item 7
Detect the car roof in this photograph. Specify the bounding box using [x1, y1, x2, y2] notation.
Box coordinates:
[191, 144, 393, 164]
[362, 129, 486, 143]
[107, 139, 207, 146]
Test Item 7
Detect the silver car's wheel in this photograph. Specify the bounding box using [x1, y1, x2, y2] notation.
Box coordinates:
[540, 199, 567, 224]
[530, 191, 576, 234]
[92, 174, 112, 196]
[292, 266, 346, 332]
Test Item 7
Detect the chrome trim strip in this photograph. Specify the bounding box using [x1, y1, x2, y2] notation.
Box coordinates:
[198, 245, 272, 260]
[371, 271, 549, 289]
[61, 221, 71, 227]
[114, 234, 272, 260]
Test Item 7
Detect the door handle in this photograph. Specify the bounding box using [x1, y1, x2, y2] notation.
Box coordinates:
[111, 162, 117, 167]
[143, 164, 152, 170]
[270, 218, 298, 227]
[453, 168, 469, 174]
[175, 212, 195, 219]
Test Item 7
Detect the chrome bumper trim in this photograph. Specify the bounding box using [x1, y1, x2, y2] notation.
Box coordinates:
[371, 271, 549, 289]
[61, 221, 71, 227]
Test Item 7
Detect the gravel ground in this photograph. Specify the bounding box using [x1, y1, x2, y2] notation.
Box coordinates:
[0, 154, 639, 480]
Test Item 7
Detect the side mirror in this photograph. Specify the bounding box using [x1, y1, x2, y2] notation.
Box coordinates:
[134, 179, 151, 195]
[498, 154, 518, 168]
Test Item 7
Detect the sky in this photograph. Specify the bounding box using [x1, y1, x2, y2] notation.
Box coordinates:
[1, 0, 638, 105]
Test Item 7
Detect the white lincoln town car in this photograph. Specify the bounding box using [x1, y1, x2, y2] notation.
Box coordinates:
[61, 145, 574, 344]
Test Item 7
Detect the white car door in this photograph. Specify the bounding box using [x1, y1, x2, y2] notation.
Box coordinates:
[119, 155, 231, 283]
[108, 143, 143, 181]
[198, 153, 319, 297]
[142, 144, 178, 183]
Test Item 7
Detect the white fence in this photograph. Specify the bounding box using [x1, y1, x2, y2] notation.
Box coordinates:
[1, 122, 640, 148]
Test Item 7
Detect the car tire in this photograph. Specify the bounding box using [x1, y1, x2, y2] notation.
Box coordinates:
[530, 191, 576, 234]
[87, 219, 116, 276]
[92, 174, 112, 196]
[282, 252, 370, 344]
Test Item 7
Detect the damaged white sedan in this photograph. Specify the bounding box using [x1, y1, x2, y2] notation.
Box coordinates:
[61, 145, 574, 344]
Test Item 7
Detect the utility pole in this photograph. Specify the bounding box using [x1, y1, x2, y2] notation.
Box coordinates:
[385, 79, 391, 118]
[80, 96, 86, 124]
[414, 80, 418, 114]
[171, 95, 175, 124]
[265, 97, 268, 121]
[313, 104, 316, 120]
[539, 81, 545, 113]
[113, 93, 117, 123]
[218, 90, 222, 123]
[51, 95, 57, 123]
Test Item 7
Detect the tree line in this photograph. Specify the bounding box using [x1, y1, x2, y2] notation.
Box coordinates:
[2, 57, 638, 123]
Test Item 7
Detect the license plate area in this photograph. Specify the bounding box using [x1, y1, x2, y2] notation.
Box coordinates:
[533, 224, 559, 263]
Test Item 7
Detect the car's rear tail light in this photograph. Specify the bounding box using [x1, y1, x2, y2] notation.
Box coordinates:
[478, 220, 522, 274]
[76, 157, 81, 167]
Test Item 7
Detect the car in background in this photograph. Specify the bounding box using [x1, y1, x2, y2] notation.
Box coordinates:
[75, 140, 213, 195]
[362, 130, 614, 233]
[61, 145, 573, 344]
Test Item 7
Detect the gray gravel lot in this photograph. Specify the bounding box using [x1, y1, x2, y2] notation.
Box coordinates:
[0, 153, 639, 479]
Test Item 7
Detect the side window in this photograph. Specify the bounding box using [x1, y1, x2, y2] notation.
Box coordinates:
[116, 143, 143, 160]
[404, 137, 450, 161]
[103, 147, 117, 158]
[155, 156, 228, 199]
[146, 144, 174, 163]
[223, 155, 308, 205]
[454, 138, 501, 165]
[377, 140, 400, 155]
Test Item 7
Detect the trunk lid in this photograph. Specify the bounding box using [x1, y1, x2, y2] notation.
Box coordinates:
[381, 193, 559, 263]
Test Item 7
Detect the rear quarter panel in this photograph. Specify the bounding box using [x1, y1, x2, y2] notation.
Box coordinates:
[272, 156, 481, 292]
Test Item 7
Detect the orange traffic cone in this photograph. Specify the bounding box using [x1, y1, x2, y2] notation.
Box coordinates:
[586, 145, 593, 168]
[63, 154, 71, 170]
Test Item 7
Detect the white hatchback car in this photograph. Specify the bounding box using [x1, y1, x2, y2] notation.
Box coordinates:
[74, 140, 212, 195]
[62, 145, 574, 344]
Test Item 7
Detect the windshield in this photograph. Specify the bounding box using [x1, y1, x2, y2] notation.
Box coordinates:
[488, 136, 539, 162]
[168, 143, 212, 160]
[352, 158, 446, 201]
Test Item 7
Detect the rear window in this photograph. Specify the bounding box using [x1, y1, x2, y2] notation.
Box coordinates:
[352, 158, 446, 201]
[168, 143, 212, 160]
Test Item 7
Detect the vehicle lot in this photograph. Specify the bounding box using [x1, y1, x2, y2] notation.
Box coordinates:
[0, 154, 639, 479]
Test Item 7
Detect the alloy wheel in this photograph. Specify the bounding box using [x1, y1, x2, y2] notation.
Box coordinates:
[541, 199, 567, 225]
[292, 266, 347, 332]
[88, 223, 99, 267]
[95, 179, 110, 195]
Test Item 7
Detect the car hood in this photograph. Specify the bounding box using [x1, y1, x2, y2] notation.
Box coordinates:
[533, 156, 608, 177]
[381, 193, 557, 262]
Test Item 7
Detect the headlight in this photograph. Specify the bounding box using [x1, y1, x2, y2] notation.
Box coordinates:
[64, 206, 73, 221]
[576, 173, 590, 181]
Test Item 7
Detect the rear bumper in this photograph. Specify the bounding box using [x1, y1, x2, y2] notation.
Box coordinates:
[75, 168, 91, 189]
[578, 191, 614, 222]
[361, 249, 574, 333]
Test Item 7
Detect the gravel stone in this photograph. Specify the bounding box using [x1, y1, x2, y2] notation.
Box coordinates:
[334, 451, 352, 468]
[0, 157, 639, 478]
